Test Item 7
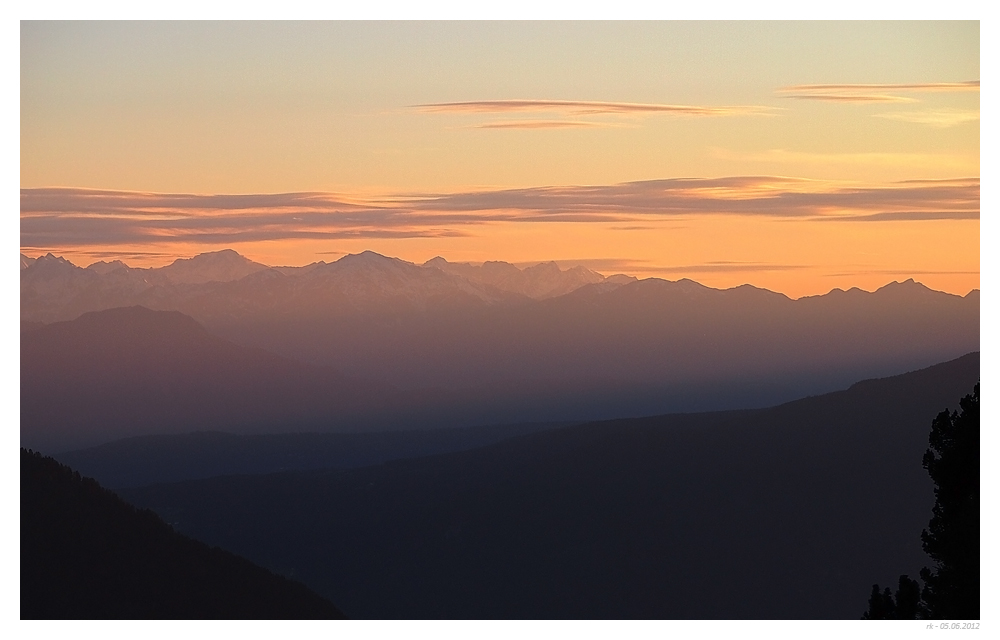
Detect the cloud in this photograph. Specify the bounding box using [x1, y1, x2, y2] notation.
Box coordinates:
[824, 210, 979, 222]
[875, 109, 980, 128]
[19, 188, 369, 214]
[21, 177, 978, 248]
[776, 80, 979, 103]
[780, 81, 980, 92]
[473, 120, 615, 129]
[781, 94, 916, 103]
[412, 99, 771, 117]
[75, 249, 175, 259]
[403, 177, 979, 221]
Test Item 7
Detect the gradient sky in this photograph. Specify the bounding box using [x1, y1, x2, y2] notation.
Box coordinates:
[20, 21, 979, 297]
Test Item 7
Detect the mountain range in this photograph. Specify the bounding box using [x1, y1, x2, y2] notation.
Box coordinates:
[20, 249, 621, 324]
[21, 249, 979, 449]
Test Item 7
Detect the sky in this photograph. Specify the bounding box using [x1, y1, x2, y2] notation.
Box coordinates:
[19, 21, 980, 298]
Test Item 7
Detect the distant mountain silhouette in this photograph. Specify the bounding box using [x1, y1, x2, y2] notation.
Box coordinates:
[86, 259, 130, 275]
[20, 306, 412, 452]
[21, 249, 979, 424]
[20, 320, 44, 333]
[423, 256, 626, 299]
[20, 249, 268, 323]
[153, 249, 268, 284]
[20, 253, 163, 322]
[123, 353, 979, 619]
[21, 448, 345, 619]
[20, 249, 527, 325]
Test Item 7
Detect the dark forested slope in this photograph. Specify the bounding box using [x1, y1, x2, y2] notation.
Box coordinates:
[21, 449, 345, 619]
[123, 352, 979, 619]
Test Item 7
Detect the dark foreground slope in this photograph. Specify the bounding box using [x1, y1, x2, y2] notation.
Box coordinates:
[124, 353, 979, 619]
[21, 449, 345, 619]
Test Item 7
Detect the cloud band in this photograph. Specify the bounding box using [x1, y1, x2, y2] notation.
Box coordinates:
[412, 99, 770, 117]
[21, 177, 979, 248]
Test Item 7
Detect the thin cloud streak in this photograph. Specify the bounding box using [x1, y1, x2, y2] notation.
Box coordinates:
[776, 80, 979, 104]
[875, 109, 980, 128]
[21, 177, 978, 247]
[473, 120, 614, 129]
[780, 94, 916, 103]
[20, 188, 371, 214]
[821, 210, 979, 222]
[779, 81, 980, 92]
[412, 99, 771, 117]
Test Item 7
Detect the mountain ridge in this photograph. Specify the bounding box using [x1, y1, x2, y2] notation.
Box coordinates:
[21, 249, 627, 321]
[20, 306, 416, 452]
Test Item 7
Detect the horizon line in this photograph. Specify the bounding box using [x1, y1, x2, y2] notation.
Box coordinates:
[20, 247, 979, 301]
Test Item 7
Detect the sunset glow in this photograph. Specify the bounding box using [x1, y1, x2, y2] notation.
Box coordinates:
[19, 20, 985, 623]
[20, 21, 979, 298]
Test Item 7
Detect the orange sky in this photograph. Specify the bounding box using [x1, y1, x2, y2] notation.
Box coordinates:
[20, 22, 980, 298]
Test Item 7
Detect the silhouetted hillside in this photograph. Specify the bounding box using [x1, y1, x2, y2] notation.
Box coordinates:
[20, 320, 44, 333]
[21, 448, 344, 619]
[170, 267, 982, 403]
[56, 421, 573, 489]
[20, 306, 411, 452]
[123, 353, 978, 619]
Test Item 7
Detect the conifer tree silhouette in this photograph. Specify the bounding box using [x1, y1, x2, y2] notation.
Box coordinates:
[919, 384, 979, 619]
[864, 585, 897, 620]
[863, 385, 979, 620]
[894, 575, 922, 620]
[862, 578, 919, 620]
